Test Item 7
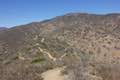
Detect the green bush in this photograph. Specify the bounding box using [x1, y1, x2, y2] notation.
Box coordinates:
[31, 57, 45, 64]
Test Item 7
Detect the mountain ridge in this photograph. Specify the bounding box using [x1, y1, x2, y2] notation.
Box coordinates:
[1, 12, 120, 62]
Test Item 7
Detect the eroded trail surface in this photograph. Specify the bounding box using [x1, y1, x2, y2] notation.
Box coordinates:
[41, 67, 67, 80]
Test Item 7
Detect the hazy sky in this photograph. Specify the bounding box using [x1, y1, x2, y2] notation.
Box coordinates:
[0, 0, 120, 27]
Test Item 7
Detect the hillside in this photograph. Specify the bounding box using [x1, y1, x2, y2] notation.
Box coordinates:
[0, 13, 120, 80]
[0, 27, 7, 30]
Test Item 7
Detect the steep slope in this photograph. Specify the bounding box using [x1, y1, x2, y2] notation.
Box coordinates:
[0, 13, 120, 80]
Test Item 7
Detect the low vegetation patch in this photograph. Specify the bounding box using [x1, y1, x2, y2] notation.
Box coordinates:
[31, 57, 45, 64]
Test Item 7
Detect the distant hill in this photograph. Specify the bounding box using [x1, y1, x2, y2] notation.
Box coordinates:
[0, 13, 120, 80]
[0, 27, 7, 31]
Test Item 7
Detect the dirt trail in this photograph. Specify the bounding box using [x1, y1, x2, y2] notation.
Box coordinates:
[41, 67, 67, 80]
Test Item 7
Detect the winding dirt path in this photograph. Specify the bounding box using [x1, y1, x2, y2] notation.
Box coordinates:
[41, 67, 67, 80]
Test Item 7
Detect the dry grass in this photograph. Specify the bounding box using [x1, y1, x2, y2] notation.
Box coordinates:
[64, 53, 120, 80]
